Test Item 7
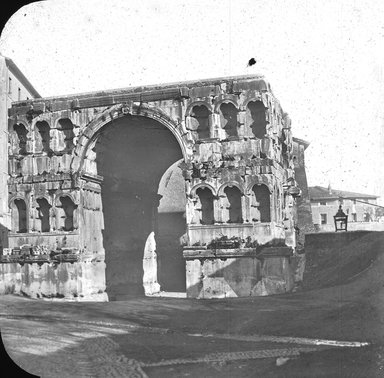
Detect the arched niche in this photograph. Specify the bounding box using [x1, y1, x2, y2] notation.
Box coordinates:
[36, 197, 51, 232]
[13, 123, 28, 155]
[35, 121, 51, 153]
[251, 184, 271, 222]
[56, 195, 77, 231]
[247, 101, 267, 139]
[190, 105, 210, 139]
[11, 198, 27, 233]
[222, 186, 243, 223]
[57, 118, 75, 150]
[219, 102, 238, 138]
[195, 187, 215, 224]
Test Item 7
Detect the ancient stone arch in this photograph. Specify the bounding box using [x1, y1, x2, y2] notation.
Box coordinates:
[5, 75, 300, 300]
[72, 103, 191, 174]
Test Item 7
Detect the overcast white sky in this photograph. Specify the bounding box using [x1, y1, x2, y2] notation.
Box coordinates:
[1, 0, 384, 201]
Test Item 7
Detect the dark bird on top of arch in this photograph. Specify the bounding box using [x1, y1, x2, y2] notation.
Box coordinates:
[247, 58, 257, 67]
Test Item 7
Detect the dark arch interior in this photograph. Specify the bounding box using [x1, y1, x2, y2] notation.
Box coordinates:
[36, 198, 51, 232]
[58, 118, 75, 150]
[36, 121, 51, 153]
[95, 116, 185, 299]
[191, 105, 210, 139]
[13, 124, 28, 154]
[14, 199, 27, 233]
[253, 184, 271, 222]
[247, 101, 267, 139]
[59, 196, 76, 231]
[196, 187, 215, 224]
[224, 186, 243, 223]
[220, 103, 238, 137]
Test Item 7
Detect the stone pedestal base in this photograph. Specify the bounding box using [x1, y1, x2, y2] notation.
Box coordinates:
[0, 260, 107, 301]
[184, 247, 294, 298]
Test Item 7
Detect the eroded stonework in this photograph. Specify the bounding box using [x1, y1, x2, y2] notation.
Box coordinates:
[3, 75, 301, 300]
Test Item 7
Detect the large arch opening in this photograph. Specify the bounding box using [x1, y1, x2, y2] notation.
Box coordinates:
[95, 115, 185, 299]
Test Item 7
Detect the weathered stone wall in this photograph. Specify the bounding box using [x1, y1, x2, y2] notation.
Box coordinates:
[4, 75, 300, 299]
[0, 260, 106, 300]
[185, 247, 294, 298]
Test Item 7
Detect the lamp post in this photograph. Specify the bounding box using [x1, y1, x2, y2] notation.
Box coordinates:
[334, 205, 348, 232]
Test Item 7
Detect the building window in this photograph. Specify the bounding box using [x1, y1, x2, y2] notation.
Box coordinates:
[320, 201, 327, 206]
[18, 87, 21, 101]
[8, 77, 12, 95]
[320, 213, 327, 225]
[352, 213, 357, 222]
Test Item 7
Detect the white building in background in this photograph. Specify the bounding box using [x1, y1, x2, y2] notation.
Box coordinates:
[309, 185, 384, 232]
[0, 55, 40, 243]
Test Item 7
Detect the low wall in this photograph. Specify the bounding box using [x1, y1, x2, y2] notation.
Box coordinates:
[0, 259, 107, 301]
[305, 230, 375, 250]
[314, 222, 384, 233]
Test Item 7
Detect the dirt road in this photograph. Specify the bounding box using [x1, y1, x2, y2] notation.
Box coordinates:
[0, 290, 381, 377]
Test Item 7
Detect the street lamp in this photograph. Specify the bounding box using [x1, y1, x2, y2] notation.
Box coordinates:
[334, 205, 348, 232]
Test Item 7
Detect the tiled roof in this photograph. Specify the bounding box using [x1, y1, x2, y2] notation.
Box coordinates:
[309, 186, 378, 201]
